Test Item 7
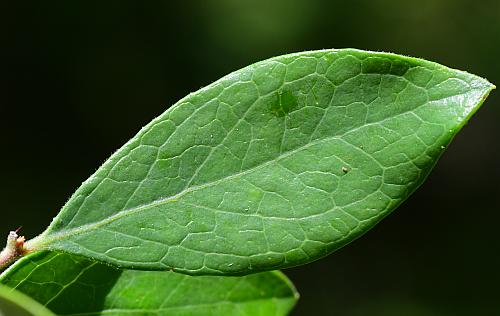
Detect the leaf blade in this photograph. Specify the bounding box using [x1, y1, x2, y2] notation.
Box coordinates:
[28, 49, 494, 274]
[0, 284, 55, 316]
[0, 251, 298, 316]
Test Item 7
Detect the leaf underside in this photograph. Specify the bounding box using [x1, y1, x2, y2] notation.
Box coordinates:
[28, 49, 494, 275]
[0, 251, 298, 316]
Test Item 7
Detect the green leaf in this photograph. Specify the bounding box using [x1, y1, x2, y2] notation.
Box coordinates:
[0, 283, 55, 316]
[0, 251, 298, 316]
[27, 49, 494, 275]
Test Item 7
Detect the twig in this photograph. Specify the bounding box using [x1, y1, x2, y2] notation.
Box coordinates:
[0, 231, 27, 271]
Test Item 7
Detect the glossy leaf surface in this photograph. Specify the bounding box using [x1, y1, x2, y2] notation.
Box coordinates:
[0, 251, 297, 316]
[0, 284, 54, 316]
[27, 49, 494, 275]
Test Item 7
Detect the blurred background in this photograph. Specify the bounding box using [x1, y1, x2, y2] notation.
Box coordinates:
[2, 1, 499, 315]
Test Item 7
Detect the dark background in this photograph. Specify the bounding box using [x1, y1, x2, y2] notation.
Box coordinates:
[2, 1, 499, 315]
